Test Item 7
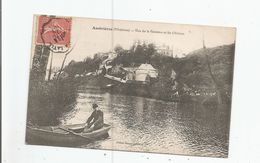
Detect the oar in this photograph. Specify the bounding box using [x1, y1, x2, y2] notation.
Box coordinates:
[58, 126, 95, 141]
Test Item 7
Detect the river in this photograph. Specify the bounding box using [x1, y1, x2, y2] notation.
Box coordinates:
[60, 85, 231, 158]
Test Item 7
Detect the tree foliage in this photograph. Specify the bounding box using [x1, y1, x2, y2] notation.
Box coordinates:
[63, 42, 235, 102]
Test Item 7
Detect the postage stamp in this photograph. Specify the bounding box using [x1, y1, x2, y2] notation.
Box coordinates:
[36, 15, 72, 52]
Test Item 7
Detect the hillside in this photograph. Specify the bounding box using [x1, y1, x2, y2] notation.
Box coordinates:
[63, 43, 235, 103]
[177, 44, 235, 92]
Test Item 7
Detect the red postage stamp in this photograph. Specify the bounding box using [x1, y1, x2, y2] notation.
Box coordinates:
[36, 15, 72, 47]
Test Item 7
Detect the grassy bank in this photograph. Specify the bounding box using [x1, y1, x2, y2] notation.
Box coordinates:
[27, 79, 78, 126]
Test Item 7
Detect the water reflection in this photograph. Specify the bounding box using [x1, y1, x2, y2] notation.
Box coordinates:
[61, 87, 230, 157]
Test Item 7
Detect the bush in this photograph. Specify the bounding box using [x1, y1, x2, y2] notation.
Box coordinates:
[27, 79, 78, 126]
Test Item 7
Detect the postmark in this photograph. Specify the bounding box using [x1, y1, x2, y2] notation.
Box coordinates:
[36, 15, 72, 53]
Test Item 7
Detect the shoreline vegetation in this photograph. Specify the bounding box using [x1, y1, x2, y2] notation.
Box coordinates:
[64, 42, 235, 105]
[27, 42, 235, 125]
[27, 78, 79, 126]
[27, 45, 80, 126]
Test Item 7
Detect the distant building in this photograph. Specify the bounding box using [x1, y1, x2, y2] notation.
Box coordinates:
[99, 51, 117, 73]
[101, 51, 117, 64]
[120, 64, 158, 84]
[136, 64, 158, 80]
[123, 64, 158, 84]
[121, 67, 136, 81]
[156, 44, 173, 57]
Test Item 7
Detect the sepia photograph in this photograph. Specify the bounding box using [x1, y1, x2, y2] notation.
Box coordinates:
[25, 15, 236, 158]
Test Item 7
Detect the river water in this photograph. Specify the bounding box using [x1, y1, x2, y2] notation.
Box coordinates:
[61, 85, 231, 158]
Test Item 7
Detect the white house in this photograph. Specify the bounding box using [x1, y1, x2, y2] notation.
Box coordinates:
[135, 64, 158, 82]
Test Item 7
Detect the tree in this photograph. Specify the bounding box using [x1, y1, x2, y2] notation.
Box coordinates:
[114, 45, 124, 54]
[56, 45, 75, 80]
[147, 43, 156, 56]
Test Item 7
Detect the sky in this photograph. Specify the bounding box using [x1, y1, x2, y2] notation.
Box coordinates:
[31, 16, 236, 68]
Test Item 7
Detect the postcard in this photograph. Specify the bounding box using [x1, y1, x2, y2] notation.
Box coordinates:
[26, 15, 236, 158]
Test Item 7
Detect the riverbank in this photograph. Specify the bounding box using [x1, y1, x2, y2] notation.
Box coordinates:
[74, 75, 212, 103]
[63, 44, 234, 105]
[27, 78, 79, 126]
[88, 75, 233, 107]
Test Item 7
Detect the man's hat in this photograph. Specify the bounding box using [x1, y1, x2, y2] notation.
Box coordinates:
[92, 103, 98, 108]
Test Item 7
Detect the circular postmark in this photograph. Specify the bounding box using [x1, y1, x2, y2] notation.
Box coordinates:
[36, 15, 72, 53]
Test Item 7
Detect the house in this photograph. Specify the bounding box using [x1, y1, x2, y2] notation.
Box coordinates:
[121, 67, 136, 81]
[156, 44, 173, 57]
[135, 64, 158, 82]
[103, 63, 158, 84]
[121, 64, 158, 84]
[119, 64, 158, 84]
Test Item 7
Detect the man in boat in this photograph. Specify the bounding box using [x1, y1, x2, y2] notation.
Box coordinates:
[83, 103, 104, 133]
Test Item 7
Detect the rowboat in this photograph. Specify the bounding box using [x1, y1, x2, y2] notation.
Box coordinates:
[26, 123, 111, 147]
